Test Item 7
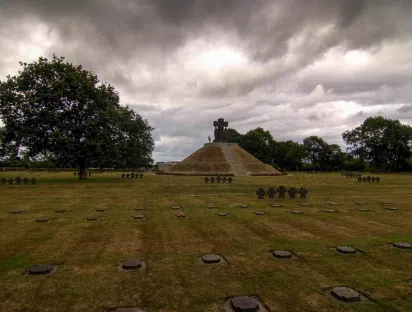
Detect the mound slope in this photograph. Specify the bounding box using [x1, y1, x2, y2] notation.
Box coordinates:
[167, 143, 281, 176]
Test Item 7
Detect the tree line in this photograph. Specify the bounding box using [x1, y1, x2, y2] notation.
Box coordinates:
[227, 116, 412, 172]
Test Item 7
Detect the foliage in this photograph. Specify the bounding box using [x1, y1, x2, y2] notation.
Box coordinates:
[0, 55, 154, 177]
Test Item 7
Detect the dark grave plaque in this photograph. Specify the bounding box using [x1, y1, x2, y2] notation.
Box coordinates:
[217, 212, 228, 216]
[273, 250, 292, 258]
[331, 287, 361, 302]
[28, 264, 54, 275]
[54, 209, 67, 213]
[176, 213, 187, 218]
[231, 296, 259, 312]
[133, 215, 145, 220]
[381, 201, 392, 204]
[267, 187, 276, 199]
[87, 217, 99, 221]
[256, 188, 265, 199]
[254, 211, 266, 216]
[277, 186, 286, 198]
[35, 218, 50, 223]
[204, 177, 209, 183]
[202, 254, 221, 264]
[96, 208, 107, 212]
[337, 246, 357, 254]
[292, 210, 303, 214]
[324, 210, 338, 213]
[171, 206, 181, 210]
[122, 260, 143, 270]
[393, 242, 411, 249]
[10, 210, 25, 214]
[355, 202, 365, 205]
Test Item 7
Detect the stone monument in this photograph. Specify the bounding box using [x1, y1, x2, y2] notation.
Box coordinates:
[213, 118, 228, 142]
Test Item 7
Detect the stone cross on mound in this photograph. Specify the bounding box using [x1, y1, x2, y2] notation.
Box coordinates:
[213, 118, 229, 142]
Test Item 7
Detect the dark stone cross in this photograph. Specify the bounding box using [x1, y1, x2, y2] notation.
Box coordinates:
[371, 177, 376, 182]
[376, 177, 380, 182]
[30, 178, 36, 185]
[1, 178, 6, 184]
[210, 177, 215, 183]
[366, 176, 371, 182]
[298, 187, 308, 199]
[216, 176, 221, 183]
[204, 177, 209, 183]
[256, 188, 265, 199]
[288, 187, 297, 199]
[213, 118, 229, 142]
[267, 187, 276, 199]
[277, 186, 287, 198]
[121, 173, 125, 178]
[222, 176, 227, 183]
[228, 177, 233, 183]
[126, 173, 130, 179]
[358, 176, 362, 183]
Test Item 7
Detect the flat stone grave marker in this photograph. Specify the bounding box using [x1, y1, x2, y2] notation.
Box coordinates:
[188, 194, 197, 197]
[171, 206, 182, 210]
[300, 203, 312, 207]
[217, 212, 229, 216]
[207, 205, 216, 209]
[357, 208, 370, 212]
[35, 218, 50, 222]
[327, 202, 338, 205]
[176, 213, 187, 218]
[254, 211, 266, 216]
[96, 208, 107, 212]
[133, 215, 145, 220]
[28, 264, 55, 275]
[393, 242, 411, 249]
[355, 202, 365, 205]
[238, 204, 249, 208]
[324, 192, 331, 195]
[271, 204, 283, 207]
[337, 246, 357, 254]
[135, 207, 145, 211]
[381, 201, 393, 204]
[273, 250, 293, 259]
[385, 207, 399, 211]
[121, 259, 143, 270]
[324, 209, 338, 213]
[331, 287, 362, 302]
[10, 210, 25, 214]
[292, 210, 303, 214]
[201, 254, 221, 264]
[87, 217, 99, 221]
[223, 296, 268, 312]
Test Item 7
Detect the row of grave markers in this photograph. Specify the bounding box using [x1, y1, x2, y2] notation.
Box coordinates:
[358, 176, 381, 183]
[1, 177, 36, 185]
[256, 186, 308, 199]
[121, 173, 144, 178]
[204, 176, 233, 183]
[73, 171, 104, 176]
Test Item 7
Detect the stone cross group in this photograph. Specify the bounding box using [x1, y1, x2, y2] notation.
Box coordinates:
[256, 186, 308, 199]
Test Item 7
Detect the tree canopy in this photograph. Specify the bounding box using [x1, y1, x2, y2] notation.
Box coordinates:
[0, 55, 154, 178]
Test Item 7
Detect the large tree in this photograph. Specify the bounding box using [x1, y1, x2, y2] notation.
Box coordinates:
[239, 127, 278, 164]
[0, 55, 154, 178]
[343, 116, 412, 170]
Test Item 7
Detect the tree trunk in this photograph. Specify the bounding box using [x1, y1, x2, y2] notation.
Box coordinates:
[79, 159, 87, 180]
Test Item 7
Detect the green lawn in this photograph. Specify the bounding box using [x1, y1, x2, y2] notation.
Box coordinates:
[0, 172, 411, 312]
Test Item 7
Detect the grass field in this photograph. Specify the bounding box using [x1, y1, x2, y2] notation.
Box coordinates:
[0, 172, 411, 312]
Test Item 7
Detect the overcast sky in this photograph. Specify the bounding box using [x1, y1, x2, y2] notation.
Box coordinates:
[1, 0, 412, 161]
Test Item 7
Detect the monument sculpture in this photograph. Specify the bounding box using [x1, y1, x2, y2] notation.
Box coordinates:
[213, 118, 228, 142]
